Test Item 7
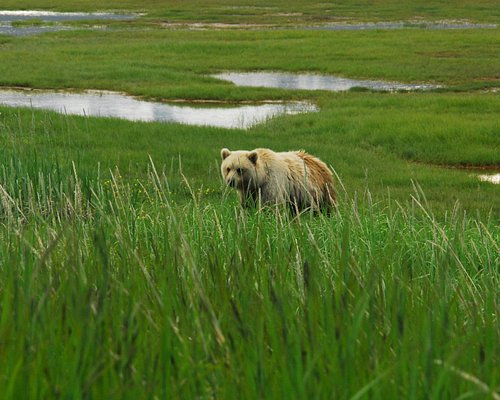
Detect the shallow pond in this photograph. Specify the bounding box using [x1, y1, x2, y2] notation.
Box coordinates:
[0, 10, 138, 36]
[0, 89, 317, 129]
[478, 173, 500, 185]
[212, 72, 440, 92]
[0, 10, 138, 22]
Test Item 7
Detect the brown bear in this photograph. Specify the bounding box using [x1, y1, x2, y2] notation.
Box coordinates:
[220, 148, 336, 212]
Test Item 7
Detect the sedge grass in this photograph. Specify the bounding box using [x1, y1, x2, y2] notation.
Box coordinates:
[0, 2, 498, 396]
[1, 28, 499, 96]
[0, 159, 498, 399]
[1, 91, 498, 215]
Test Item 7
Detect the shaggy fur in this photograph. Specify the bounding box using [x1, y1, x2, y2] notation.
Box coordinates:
[220, 148, 336, 211]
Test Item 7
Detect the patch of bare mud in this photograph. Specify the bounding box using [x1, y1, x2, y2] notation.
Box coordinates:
[268, 13, 304, 17]
[415, 162, 500, 185]
[306, 19, 497, 30]
[160, 22, 273, 30]
[159, 18, 496, 31]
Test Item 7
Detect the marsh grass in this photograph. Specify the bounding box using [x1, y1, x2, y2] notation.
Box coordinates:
[0, 158, 498, 399]
[1, 28, 499, 95]
[1, 91, 499, 215]
[0, 1, 498, 396]
[2, 0, 500, 23]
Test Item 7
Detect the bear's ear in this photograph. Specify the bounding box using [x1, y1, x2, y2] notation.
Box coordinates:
[248, 151, 258, 165]
[221, 148, 231, 160]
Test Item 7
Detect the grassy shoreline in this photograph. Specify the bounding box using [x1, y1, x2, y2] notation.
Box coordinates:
[1, 29, 499, 95]
[2, 90, 498, 215]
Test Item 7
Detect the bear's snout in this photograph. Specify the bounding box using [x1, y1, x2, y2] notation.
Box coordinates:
[225, 174, 237, 187]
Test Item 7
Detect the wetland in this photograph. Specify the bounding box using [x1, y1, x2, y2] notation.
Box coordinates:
[0, 10, 138, 35]
[0, 1, 498, 398]
[212, 71, 440, 91]
[0, 88, 317, 128]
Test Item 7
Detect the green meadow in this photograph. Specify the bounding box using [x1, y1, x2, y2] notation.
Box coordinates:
[0, 1, 499, 399]
[4, 0, 500, 23]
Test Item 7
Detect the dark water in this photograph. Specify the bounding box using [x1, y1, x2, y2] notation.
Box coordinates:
[0, 89, 318, 129]
[212, 72, 440, 92]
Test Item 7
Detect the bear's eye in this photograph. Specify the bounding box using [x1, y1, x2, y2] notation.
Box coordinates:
[226, 168, 230, 174]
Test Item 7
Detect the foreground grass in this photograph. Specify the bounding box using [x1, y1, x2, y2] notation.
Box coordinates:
[0, 162, 498, 399]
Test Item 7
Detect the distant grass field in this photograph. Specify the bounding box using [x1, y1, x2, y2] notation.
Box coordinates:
[0, 1, 499, 399]
[1, 28, 499, 94]
[3, 0, 500, 23]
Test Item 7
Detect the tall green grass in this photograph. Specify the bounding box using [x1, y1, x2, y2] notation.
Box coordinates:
[2, 92, 499, 215]
[0, 2, 498, 396]
[0, 159, 498, 399]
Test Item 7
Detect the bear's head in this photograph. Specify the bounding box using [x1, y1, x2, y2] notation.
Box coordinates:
[220, 148, 259, 191]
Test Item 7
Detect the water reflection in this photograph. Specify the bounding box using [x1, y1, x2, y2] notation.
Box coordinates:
[478, 173, 500, 185]
[0, 89, 318, 129]
[0, 10, 137, 36]
[0, 25, 74, 35]
[212, 71, 440, 91]
[0, 10, 137, 22]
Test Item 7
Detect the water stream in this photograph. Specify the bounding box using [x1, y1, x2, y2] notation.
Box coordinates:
[0, 89, 317, 129]
[212, 71, 440, 91]
[0, 10, 138, 36]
